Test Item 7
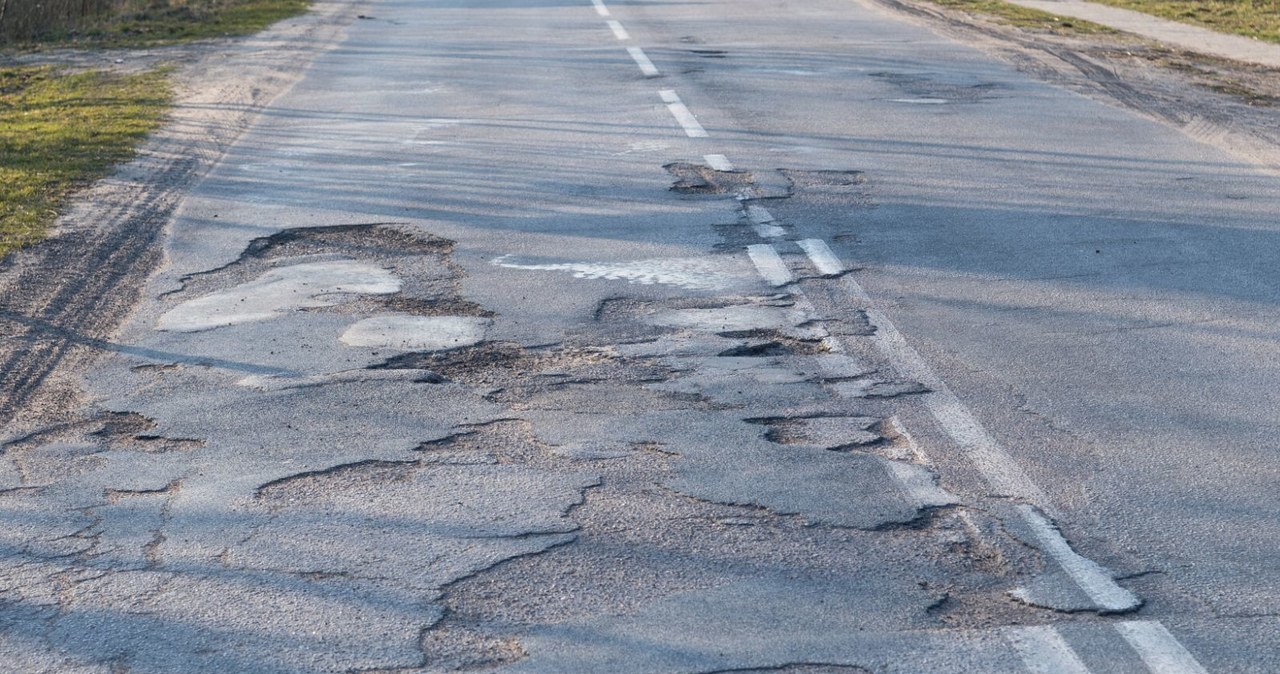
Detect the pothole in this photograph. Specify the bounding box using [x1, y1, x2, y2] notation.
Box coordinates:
[665, 162, 755, 195]
[716, 337, 828, 357]
[165, 224, 489, 321]
[751, 415, 883, 450]
[370, 342, 618, 386]
[869, 72, 1004, 103]
[3, 412, 204, 455]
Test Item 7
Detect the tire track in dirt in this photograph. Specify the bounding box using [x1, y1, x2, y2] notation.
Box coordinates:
[0, 0, 368, 430]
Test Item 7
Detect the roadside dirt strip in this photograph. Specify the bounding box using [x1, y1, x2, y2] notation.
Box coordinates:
[0, 0, 370, 429]
[0, 0, 1266, 671]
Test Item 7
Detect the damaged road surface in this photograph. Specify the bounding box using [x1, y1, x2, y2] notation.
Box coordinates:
[1, 0, 1278, 671]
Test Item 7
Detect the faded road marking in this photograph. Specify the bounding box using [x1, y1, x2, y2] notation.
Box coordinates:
[1004, 625, 1093, 674]
[746, 244, 792, 286]
[1012, 505, 1141, 613]
[797, 238, 844, 276]
[607, 19, 630, 40]
[491, 254, 743, 291]
[704, 154, 734, 171]
[627, 47, 660, 77]
[659, 89, 709, 138]
[745, 203, 785, 239]
[883, 460, 956, 510]
[591, 0, 610, 16]
[1116, 621, 1210, 674]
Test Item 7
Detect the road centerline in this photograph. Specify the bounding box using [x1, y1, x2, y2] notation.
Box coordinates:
[658, 89, 709, 138]
[627, 46, 660, 77]
[606, 19, 630, 40]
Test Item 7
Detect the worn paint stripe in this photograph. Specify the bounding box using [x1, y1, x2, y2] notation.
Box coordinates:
[606, 19, 630, 40]
[1015, 505, 1141, 612]
[591, 0, 610, 16]
[797, 238, 844, 276]
[745, 204, 784, 238]
[659, 89, 708, 138]
[746, 244, 792, 286]
[704, 154, 734, 171]
[626, 46, 660, 77]
[1116, 621, 1209, 674]
[1004, 626, 1094, 674]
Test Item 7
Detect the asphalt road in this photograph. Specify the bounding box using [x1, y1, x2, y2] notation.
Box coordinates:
[1, 0, 1277, 671]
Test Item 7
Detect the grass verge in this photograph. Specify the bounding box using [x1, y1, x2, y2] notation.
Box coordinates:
[0, 66, 170, 258]
[1089, 0, 1280, 44]
[11, 0, 311, 49]
[922, 0, 1116, 33]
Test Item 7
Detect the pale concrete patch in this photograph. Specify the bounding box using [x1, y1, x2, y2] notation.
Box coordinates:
[157, 261, 400, 332]
[646, 304, 821, 337]
[339, 315, 489, 351]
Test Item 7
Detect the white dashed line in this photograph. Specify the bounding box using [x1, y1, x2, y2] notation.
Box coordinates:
[659, 89, 708, 138]
[1013, 505, 1142, 613]
[591, 0, 610, 16]
[704, 154, 734, 171]
[627, 46, 660, 77]
[745, 203, 785, 239]
[746, 244, 792, 286]
[1004, 626, 1093, 674]
[1115, 621, 1210, 674]
[797, 238, 844, 276]
[606, 19, 630, 40]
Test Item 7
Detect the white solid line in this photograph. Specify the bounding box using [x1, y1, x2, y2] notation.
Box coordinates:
[1014, 505, 1141, 612]
[704, 154, 734, 171]
[839, 267, 1146, 615]
[745, 204, 784, 238]
[606, 19, 630, 40]
[1115, 621, 1209, 674]
[1004, 626, 1094, 674]
[797, 238, 844, 276]
[837, 273, 1049, 504]
[658, 89, 708, 138]
[746, 244, 792, 286]
[626, 47, 660, 77]
[591, 0, 610, 16]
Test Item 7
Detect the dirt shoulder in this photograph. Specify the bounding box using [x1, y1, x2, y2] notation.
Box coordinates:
[869, 0, 1280, 172]
[0, 0, 366, 432]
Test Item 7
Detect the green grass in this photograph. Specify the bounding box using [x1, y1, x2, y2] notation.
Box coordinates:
[1089, 0, 1280, 44]
[16, 0, 311, 48]
[925, 0, 1116, 33]
[0, 67, 170, 258]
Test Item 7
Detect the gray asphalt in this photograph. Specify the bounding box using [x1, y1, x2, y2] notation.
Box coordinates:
[2, 0, 1277, 671]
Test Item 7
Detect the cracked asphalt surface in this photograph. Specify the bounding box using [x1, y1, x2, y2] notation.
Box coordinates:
[1, 0, 1278, 671]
